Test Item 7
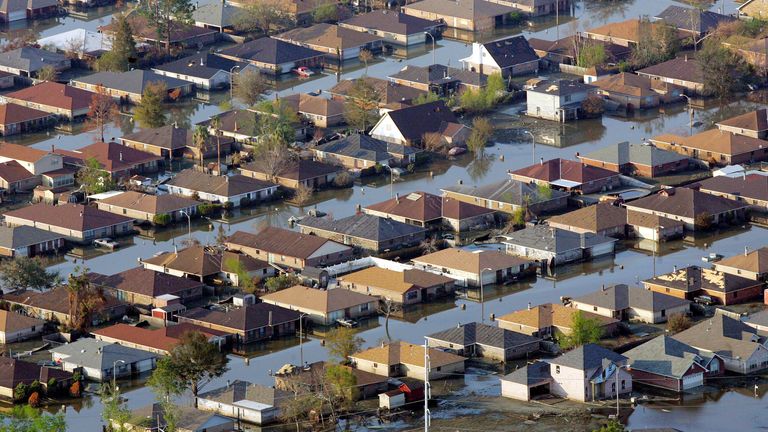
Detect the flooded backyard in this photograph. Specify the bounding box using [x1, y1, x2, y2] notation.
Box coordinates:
[0, 0, 765, 430]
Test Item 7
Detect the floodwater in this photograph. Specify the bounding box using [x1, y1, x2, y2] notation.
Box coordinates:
[1, 0, 765, 429]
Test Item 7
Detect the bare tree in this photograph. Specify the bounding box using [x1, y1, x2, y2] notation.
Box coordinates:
[86, 84, 118, 143]
[358, 49, 373, 75]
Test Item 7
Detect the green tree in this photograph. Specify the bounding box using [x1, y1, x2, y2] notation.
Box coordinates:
[536, 183, 553, 200]
[559, 311, 604, 349]
[0, 406, 66, 432]
[325, 327, 364, 364]
[593, 420, 625, 432]
[0, 256, 59, 291]
[66, 266, 106, 333]
[97, 14, 136, 72]
[325, 364, 358, 411]
[281, 392, 322, 432]
[576, 41, 607, 68]
[100, 383, 131, 432]
[483, 73, 505, 106]
[192, 125, 210, 167]
[147, 357, 185, 402]
[698, 38, 751, 98]
[254, 99, 300, 145]
[264, 274, 300, 292]
[76, 156, 116, 195]
[225, 257, 256, 293]
[343, 78, 381, 131]
[412, 92, 440, 106]
[313, 3, 338, 23]
[138, 0, 194, 54]
[134, 81, 167, 128]
[466, 117, 493, 158]
[233, 0, 289, 35]
[631, 19, 679, 68]
[232, 69, 267, 107]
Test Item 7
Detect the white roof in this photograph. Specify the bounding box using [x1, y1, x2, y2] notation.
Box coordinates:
[549, 179, 582, 188]
[89, 190, 125, 201]
[38, 29, 113, 55]
[234, 400, 273, 411]
[713, 165, 744, 177]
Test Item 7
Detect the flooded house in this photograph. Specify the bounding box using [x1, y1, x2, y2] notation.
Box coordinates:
[569, 283, 691, 324]
[642, 265, 764, 306]
[502, 225, 617, 267]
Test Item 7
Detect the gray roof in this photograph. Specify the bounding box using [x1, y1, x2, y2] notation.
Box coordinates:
[198, 379, 290, 409]
[528, 79, 594, 97]
[501, 360, 551, 386]
[624, 335, 712, 379]
[74, 70, 190, 95]
[502, 225, 617, 254]
[168, 169, 275, 197]
[572, 284, 690, 314]
[154, 53, 247, 80]
[655, 6, 735, 35]
[218, 37, 324, 65]
[0, 225, 63, 250]
[340, 10, 441, 36]
[49, 338, 157, 371]
[672, 312, 767, 360]
[580, 142, 688, 168]
[192, 1, 242, 28]
[0, 47, 67, 73]
[402, 0, 516, 21]
[131, 404, 232, 431]
[482, 35, 539, 69]
[314, 134, 417, 162]
[382, 100, 461, 142]
[298, 213, 426, 242]
[550, 343, 626, 371]
[745, 309, 768, 328]
[389, 64, 487, 88]
[442, 178, 568, 206]
[427, 322, 540, 349]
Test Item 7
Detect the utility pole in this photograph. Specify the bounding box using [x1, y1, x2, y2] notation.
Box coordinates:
[424, 338, 431, 432]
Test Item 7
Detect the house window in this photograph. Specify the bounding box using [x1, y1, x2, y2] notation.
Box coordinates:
[406, 291, 418, 300]
[373, 363, 378, 368]
[621, 380, 626, 390]
[611, 382, 616, 392]
[360, 303, 369, 312]
[661, 309, 666, 317]
[436, 366, 442, 371]
[593, 306, 598, 312]
[555, 365, 560, 374]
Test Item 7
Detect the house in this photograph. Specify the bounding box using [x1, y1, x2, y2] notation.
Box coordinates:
[297, 213, 427, 253]
[196, 109, 261, 142]
[216, 37, 324, 75]
[655, 6, 735, 38]
[100, 14, 218, 49]
[623, 335, 724, 392]
[36, 29, 114, 59]
[275, 93, 346, 128]
[578, 141, 690, 178]
[90, 266, 205, 307]
[197, 380, 291, 425]
[166, 169, 277, 207]
[55, 141, 163, 181]
[338, 266, 455, 305]
[120, 124, 235, 161]
[0, 309, 45, 343]
[50, 338, 157, 381]
[275, 23, 384, 62]
[490, 0, 568, 17]
[460, 35, 539, 77]
[370, 101, 468, 147]
[311, 134, 420, 169]
[70, 70, 194, 103]
[176, 303, 301, 344]
[744, 309, 768, 332]
[119, 404, 234, 432]
[636, 57, 705, 94]
[191, 0, 243, 32]
[262, 0, 339, 27]
[389, 64, 487, 96]
[509, 158, 621, 194]
[0, 160, 39, 192]
[671, 311, 768, 373]
[260, 285, 378, 325]
[274, 361, 389, 399]
[0, 103, 56, 136]
[497, 303, 619, 338]
[643, 265, 764, 306]
[152, 53, 253, 90]
[3, 203, 134, 243]
[1, 82, 93, 120]
[92, 323, 226, 355]
[650, 129, 768, 166]
[696, 173, 768, 212]
[525, 79, 597, 122]
[339, 10, 443, 46]
[0, 47, 70, 78]
[328, 77, 428, 109]
[400, 0, 518, 32]
[716, 108, 768, 139]
[0, 142, 63, 175]
[426, 322, 540, 361]
[350, 341, 465, 380]
[94, 191, 199, 225]
[140, 245, 223, 283]
[713, 247, 768, 282]
[590, 73, 683, 110]
[0, 358, 72, 400]
[225, 227, 354, 269]
[0, 71, 14, 89]
[547, 203, 627, 237]
[40, 168, 75, 190]
[0, 225, 64, 257]
[412, 248, 534, 287]
[622, 187, 748, 231]
[220, 250, 275, 286]
[2, 286, 127, 326]
[502, 225, 617, 266]
[0, 0, 57, 23]
[441, 178, 569, 215]
[501, 344, 630, 402]
[363, 191, 494, 231]
[738, 0, 768, 19]
[527, 35, 631, 67]
[585, 18, 687, 47]
[625, 211, 683, 241]
[569, 284, 691, 324]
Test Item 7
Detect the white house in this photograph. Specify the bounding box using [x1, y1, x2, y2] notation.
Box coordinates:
[525, 79, 596, 122]
[152, 53, 257, 90]
[166, 169, 277, 207]
[460, 36, 539, 77]
[197, 380, 290, 425]
[49, 339, 157, 382]
[0, 143, 63, 175]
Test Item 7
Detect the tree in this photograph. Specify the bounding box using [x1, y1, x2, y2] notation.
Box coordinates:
[77, 156, 116, 195]
[97, 14, 136, 72]
[192, 125, 210, 167]
[343, 79, 381, 131]
[698, 38, 751, 98]
[536, 183, 553, 200]
[66, 266, 106, 333]
[631, 19, 679, 68]
[667, 313, 692, 334]
[466, 117, 493, 158]
[412, 92, 441, 106]
[36, 66, 58, 82]
[224, 257, 256, 293]
[147, 357, 185, 402]
[139, 0, 194, 54]
[559, 311, 604, 349]
[0, 406, 66, 432]
[281, 392, 321, 432]
[694, 211, 713, 229]
[232, 70, 267, 107]
[324, 364, 358, 412]
[264, 274, 300, 292]
[313, 3, 338, 23]
[87, 85, 118, 142]
[576, 40, 607, 68]
[134, 81, 167, 128]
[0, 257, 59, 291]
[233, 0, 290, 35]
[358, 49, 373, 75]
[293, 183, 313, 205]
[581, 95, 605, 118]
[101, 383, 131, 432]
[254, 99, 299, 145]
[593, 420, 625, 432]
[325, 327, 364, 364]
[209, 116, 224, 172]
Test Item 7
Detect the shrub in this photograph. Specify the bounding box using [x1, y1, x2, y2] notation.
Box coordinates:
[153, 214, 171, 226]
[14, 383, 28, 402]
[333, 171, 352, 188]
[667, 313, 692, 334]
[581, 95, 605, 118]
[69, 381, 81, 398]
[223, 202, 234, 211]
[264, 274, 301, 293]
[406, 163, 415, 173]
[198, 203, 220, 216]
[239, 196, 251, 208]
[28, 392, 40, 407]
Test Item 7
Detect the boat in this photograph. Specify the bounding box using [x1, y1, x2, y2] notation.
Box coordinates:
[292, 66, 314, 77]
[336, 318, 358, 328]
[448, 146, 467, 156]
[702, 253, 723, 262]
[94, 238, 119, 249]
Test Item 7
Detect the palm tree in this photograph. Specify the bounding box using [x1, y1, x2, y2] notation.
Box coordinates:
[209, 117, 223, 175]
[192, 126, 210, 169]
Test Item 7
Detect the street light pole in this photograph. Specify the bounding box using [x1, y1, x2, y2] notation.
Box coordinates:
[424, 32, 436, 67]
[180, 210, 191, 239]
[229, 65, 241, 103]
[298, 313, 308, 367]
[479, 267, 493, 323]
[112, 359, 126, 390]
[652, 225, 664, 277]
[680, 94, 693, 135]
[523, 130, 535, 164]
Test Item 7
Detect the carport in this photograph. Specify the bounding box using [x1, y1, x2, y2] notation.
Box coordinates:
[500, 361, 553, 402]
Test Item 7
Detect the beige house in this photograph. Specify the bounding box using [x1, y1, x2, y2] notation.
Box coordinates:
[497, 303, 620, 338]
[240, 159, 341, 190]
[0, 309, 45, 343]
[569, 284, 691, 324]
[411, 248, 534, 287]
[401, 0, 517, 32]
[350, 341, 465, 380]
[95, 191, 199, 224]
[713, 247, 768, 282]
[260, 285, 378, 325]
[338, 266, 455, 305]
[3, 203, 134, 243]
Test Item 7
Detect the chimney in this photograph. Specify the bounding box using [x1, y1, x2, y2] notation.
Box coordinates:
[540, 157, 544, 165]
[527, 302, 531, 310]
[200, 57, 204, 66]
[51, 144, 55, 152]
[580, 232, 586, 249]
[174, 245, 178, 254]
[601, 284, 606, 291]
[395, 193, 399, 203]
[673, 265, 677, 273]
[268, 310, 273, 326]
[745, 246, 750, 256]
[684, 55, 688, 62]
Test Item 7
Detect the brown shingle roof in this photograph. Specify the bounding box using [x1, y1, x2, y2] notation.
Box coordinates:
[276, 23, 383, 50]
[168, 169, 275, 197]
[2, 286, 124, 315]
[623, 187, 747, 219]
[626, 210, 684, 229]
[178, 303, 301, 332]
[587, 19, 687, 44]
[0, 142, 53, 164]
[340, 267, 453, 294]
[55, 142, 162, 173]
[328, 77, 427, 106]
[4, 203, 133, 232]
[261, 285, 375, 314]
[91, 266, 204, 298]
[591, 72, 678, 97]
[497, 303, 618, 331]
[412, 248, 532, 274]
[0, 357, 71, 391]
[226, 227, 344, 260]
[716, 247, 768, 275]
[547, 203, 627, 233]
[280, 93, 345, 118]
[509, 158, 618, 184]
[0, 103, 52, 125]
[0, 309, 45, 334]
[142, 246, 222, 277]
[92, 323, 224, 353]
[717, 109, 768, 133]
[637, 56, 704, 84]
[364, 192, 443, 222]
[241, 158, 341, 182]
[652, 129, 768, 157]
[697, 173, 768, 203]
[0, 161, 37, 184]
[350, 341, 464, 368]
[402, 0, 516, 21]
[97, 191, 198, 215]
[4, 82, 93, 112]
